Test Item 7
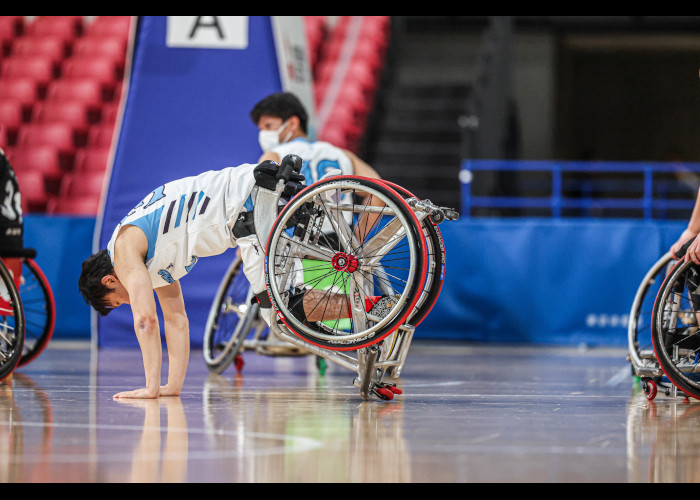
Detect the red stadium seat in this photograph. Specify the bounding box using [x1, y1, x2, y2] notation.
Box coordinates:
[16, 123, 75, 152]
[59, 170, 105, 197]
[0, 98, 24, 130]
[47, 193, 100, 215]
[99, 102, 119, 125]
[72, 34, 126, 58]
[0, 17, 24, 53]
[1, 55, 56, 86]
[85, 16, 132, 39]
[32, 100, 91, 128]
[14, 168, 48, 212]
[45, 78, 103, 105]
[8, 145, 63, 183]
[26, 16, 83, 41]
[87, 123, 115, 147]
[61, 56, 117, 86]
[74, 147, 110, 172]
[0, 78, 38, 106]
[0, 16, 24, 37]
[11, 35, 68, 64]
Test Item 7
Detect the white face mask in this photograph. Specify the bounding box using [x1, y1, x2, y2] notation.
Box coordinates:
[258, 119, 292, 152]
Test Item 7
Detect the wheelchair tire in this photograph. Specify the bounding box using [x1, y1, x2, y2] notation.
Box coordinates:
[0, 258, 24, 382]
[627, 252, 673, 376]
[203, 255, 257, 374]
[264, 176, 427, 351]
[17, 258, 55, 367]
[651, 258, 700, 400]
[379, 180, 446, 327]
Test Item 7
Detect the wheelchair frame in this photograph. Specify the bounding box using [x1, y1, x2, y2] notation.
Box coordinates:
[203, 160, 458, 401]
[0, 250, 56, 381]
[628, 252, 679, 400]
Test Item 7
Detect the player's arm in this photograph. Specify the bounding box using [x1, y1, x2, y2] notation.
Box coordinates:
[342, 149, 385, 240]
[344, 149, 381, 179]
[257, 151, 281, 164]
[155, 281, 189, 397]
[112, 226, 162, 399]
[672, 188, 700, 258]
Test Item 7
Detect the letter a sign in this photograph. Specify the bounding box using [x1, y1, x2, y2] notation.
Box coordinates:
[166, 16, 249, 49]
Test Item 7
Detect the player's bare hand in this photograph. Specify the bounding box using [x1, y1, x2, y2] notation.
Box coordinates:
[685, 238, 700, 265]
[113, 387, 159, 399]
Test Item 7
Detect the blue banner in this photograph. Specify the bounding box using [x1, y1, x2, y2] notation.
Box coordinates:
[96, 16, 284, 348]
[420, 218, 686, 346]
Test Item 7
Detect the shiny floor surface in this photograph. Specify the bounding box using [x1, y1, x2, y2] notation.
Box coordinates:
[0, 340, 695, 482]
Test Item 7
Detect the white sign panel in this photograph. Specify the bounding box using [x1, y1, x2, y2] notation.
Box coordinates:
[166, 16, 249, 49]
[271, 16, 316, 138]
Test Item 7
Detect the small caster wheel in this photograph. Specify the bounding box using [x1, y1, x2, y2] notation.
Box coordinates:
[316, 356, 327, 376]
[234, 354, 244, 373]
[374, 387, 394, 401]
[385, 384, 402, 395]
[642, 379, 657, 400]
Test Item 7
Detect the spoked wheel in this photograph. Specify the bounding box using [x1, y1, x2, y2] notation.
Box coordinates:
[628, 252, 674, 376]
[0, 259, 24, 382]
[379, 180, 446, 328]
[203, 256, 258, 374]
[265, 176, 428, 351]
[651, 258, 700, 400]
[17, 258, 55, 367]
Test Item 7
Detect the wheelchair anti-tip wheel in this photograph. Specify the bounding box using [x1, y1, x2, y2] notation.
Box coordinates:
[651, 258, 700, 400]
[17, 258, 55, 367]
[0, 258, 24, 381]
[203, 255, 258, 374]
[265, 176, 428, 351]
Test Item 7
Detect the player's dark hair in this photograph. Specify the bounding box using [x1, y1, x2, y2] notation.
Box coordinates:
[250, 92, 308, 134]
[78, 249, 116, 316]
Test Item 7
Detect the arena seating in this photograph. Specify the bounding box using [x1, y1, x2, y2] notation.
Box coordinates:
[0, 16, 131, 215]
[313, 16, 390, 152]
[0, 16, 390, 215]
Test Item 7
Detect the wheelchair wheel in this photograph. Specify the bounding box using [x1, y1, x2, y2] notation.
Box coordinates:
[17, 258, 55, 367]
[651, 258, 700, 400]
[0, 259, 24, 382]
[203, 255, 258, 374]
[379, 180, 446, 327]
[628, 252, 673, 376]
[264, 176, 427, 351]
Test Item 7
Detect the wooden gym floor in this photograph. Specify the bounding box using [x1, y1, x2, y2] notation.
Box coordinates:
[0, 340, 695, 483]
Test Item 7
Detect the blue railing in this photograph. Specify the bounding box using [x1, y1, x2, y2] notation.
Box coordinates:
[460, 159, 700, 219]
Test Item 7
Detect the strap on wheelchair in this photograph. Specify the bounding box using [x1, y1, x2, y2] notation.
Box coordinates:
[252, 291, 272, 309]
[235, 155, 306, 241]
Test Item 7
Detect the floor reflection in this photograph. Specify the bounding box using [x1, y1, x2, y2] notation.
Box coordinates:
[626, 391, 700, 483]
[114, 398, 188, 482]
[6, 343, 700, 482]
[201, 372, 410, 482]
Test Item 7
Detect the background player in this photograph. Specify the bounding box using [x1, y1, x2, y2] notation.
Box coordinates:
[250, 92, 382, 183]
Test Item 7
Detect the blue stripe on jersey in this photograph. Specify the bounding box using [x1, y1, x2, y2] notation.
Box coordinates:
[243, 194, 254, 212]
[125, 206, 164, 262]
[174, 194, 186, 228]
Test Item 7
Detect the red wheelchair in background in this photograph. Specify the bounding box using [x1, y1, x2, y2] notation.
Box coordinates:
[0, 149, 56, 382]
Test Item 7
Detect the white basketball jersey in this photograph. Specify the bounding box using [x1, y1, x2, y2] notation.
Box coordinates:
[271, 138, 354, 182]
[107, 164, 257, 288]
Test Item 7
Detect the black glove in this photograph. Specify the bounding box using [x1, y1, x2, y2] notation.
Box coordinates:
[253, 159, 305, 191]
